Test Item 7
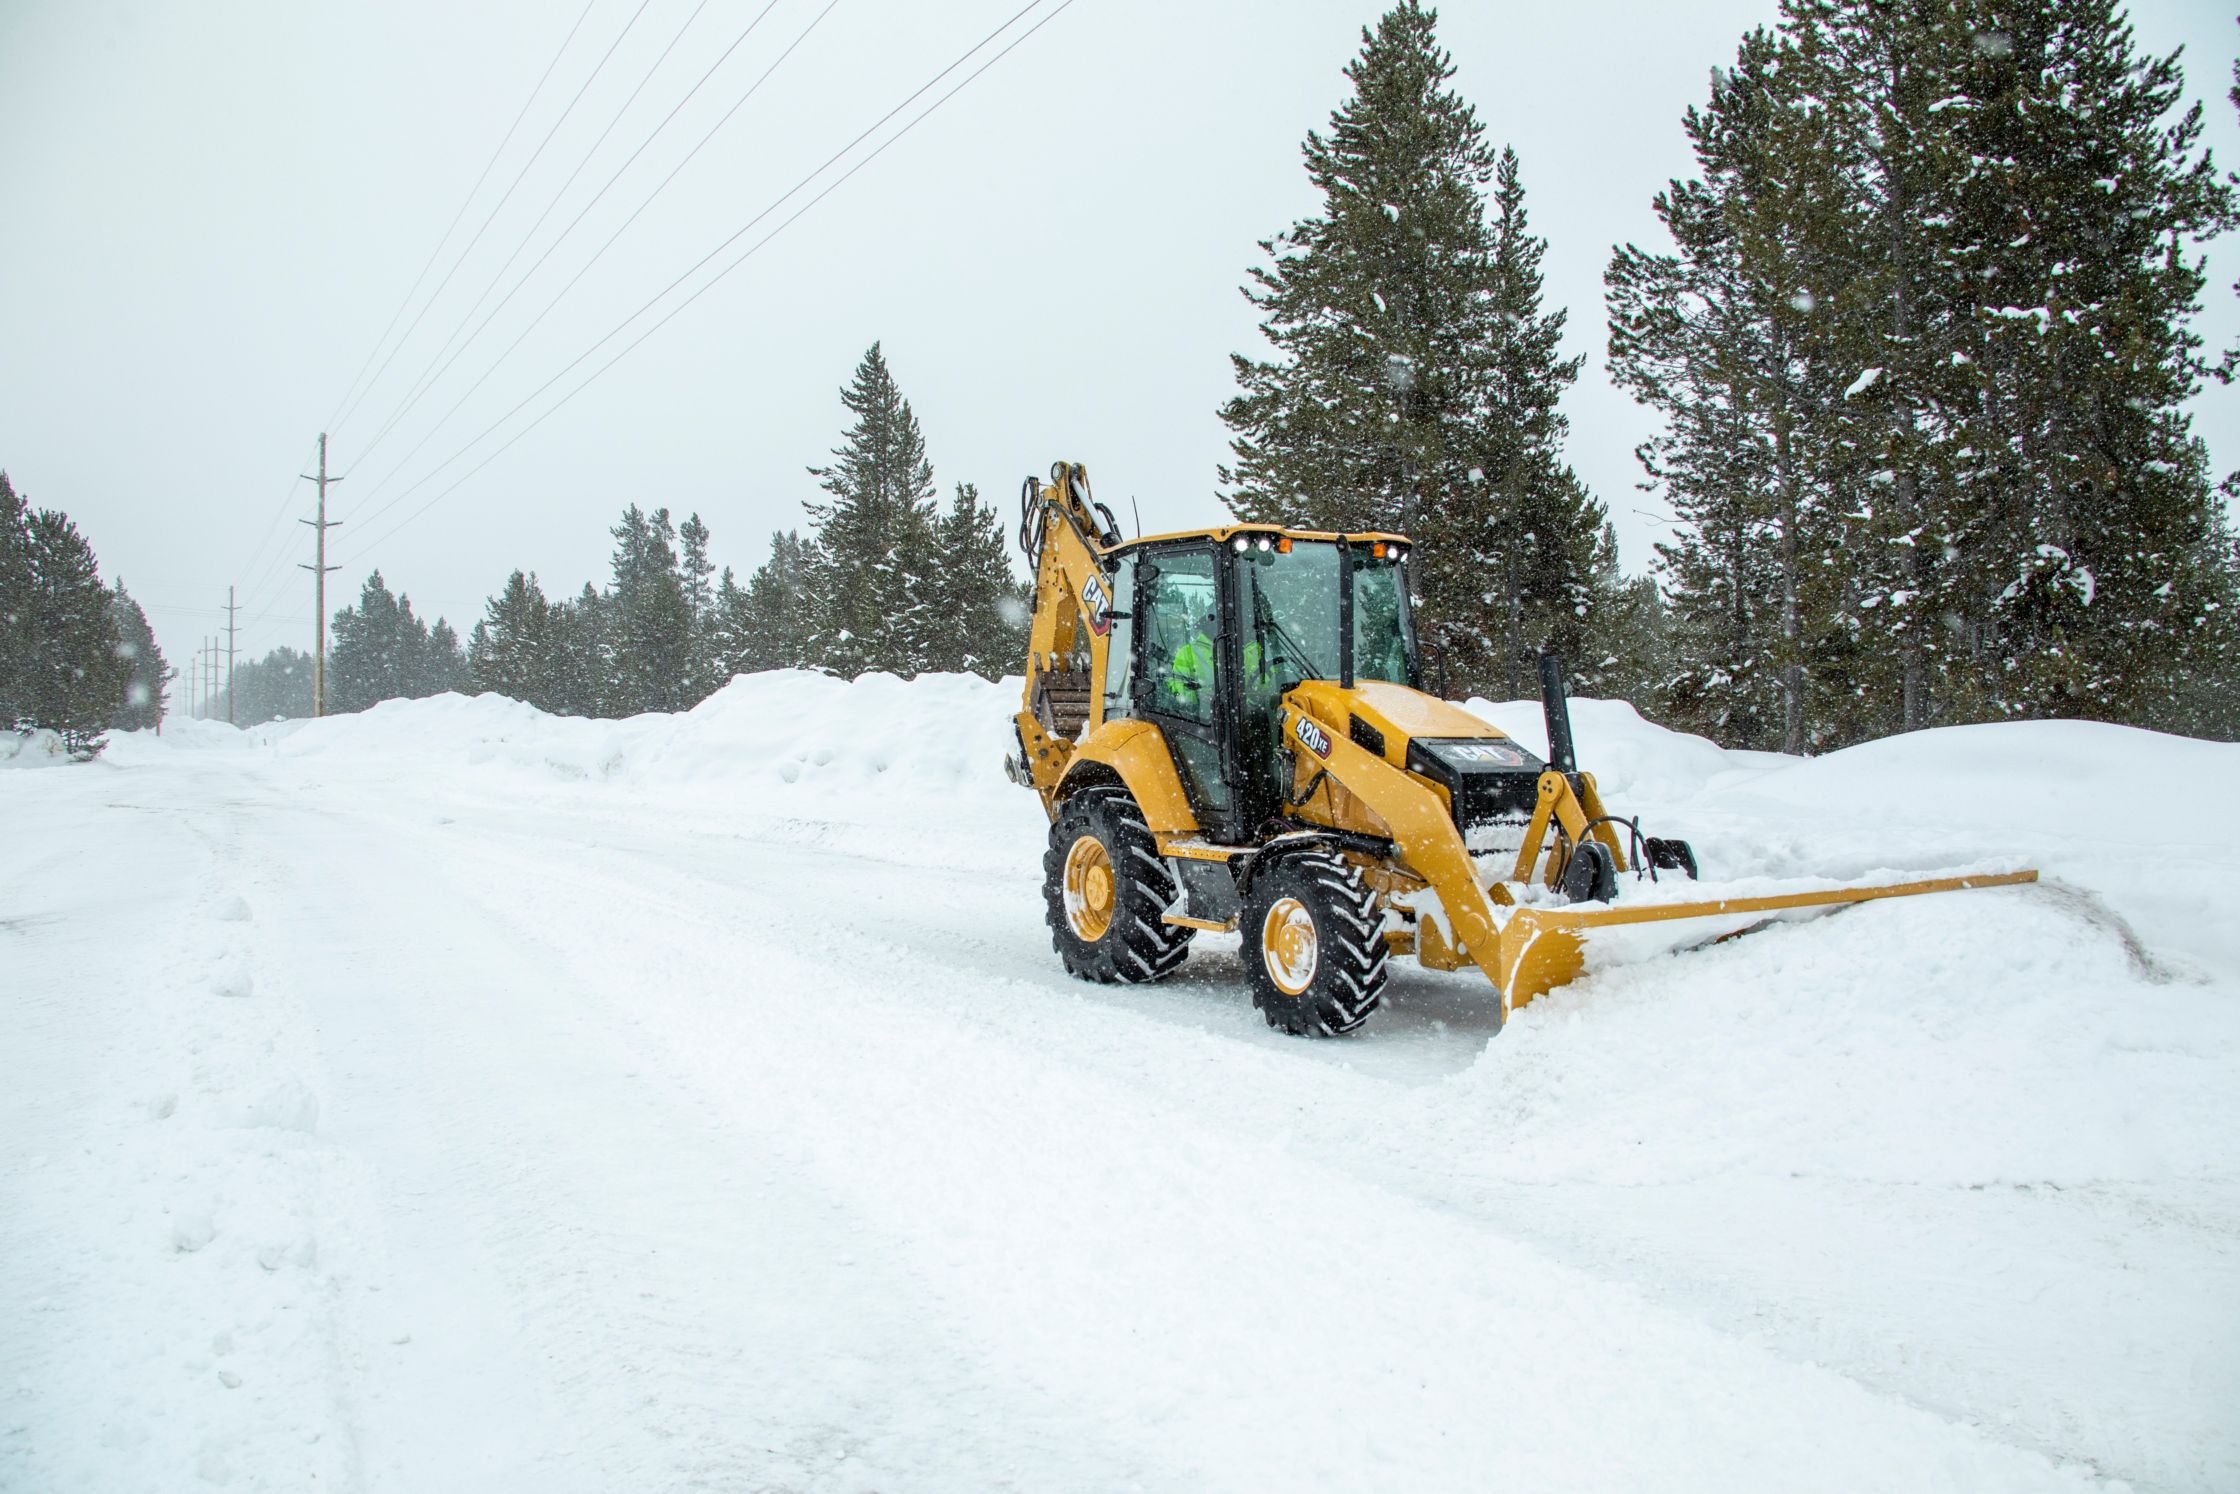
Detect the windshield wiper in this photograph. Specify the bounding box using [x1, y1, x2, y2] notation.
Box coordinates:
[1251, 586, 1328, 680]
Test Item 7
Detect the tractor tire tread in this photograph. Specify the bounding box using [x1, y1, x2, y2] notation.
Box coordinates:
[1242, 850, 1388, 1037]
[1043, 787, 1193, 986]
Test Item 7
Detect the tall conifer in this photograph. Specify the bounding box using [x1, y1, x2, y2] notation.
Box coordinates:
[806, 344, 938, 677]
[107, 583, 167, 729]
[1221, 3, 1609, 696]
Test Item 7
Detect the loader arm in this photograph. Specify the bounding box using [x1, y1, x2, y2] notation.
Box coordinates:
[1277, 704, 1513, 1020]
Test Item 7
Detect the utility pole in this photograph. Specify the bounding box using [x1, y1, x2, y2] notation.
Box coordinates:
[204, 637, 217, 719]
[224, 586, 240, 725]
[299, 433, 343, 717]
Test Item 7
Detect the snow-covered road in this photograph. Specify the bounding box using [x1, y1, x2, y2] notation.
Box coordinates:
[5, 675, 2237, 1491]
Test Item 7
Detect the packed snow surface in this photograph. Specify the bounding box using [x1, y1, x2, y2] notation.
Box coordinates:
[5, 672, 2237, 1491]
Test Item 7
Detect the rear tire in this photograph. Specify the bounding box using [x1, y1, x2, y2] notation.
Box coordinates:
[1241, 851, 1388, 1036]
[1043, 787, 1194, 984]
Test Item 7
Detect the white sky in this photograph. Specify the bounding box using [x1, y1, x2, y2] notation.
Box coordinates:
[2, 0, 2233, 676]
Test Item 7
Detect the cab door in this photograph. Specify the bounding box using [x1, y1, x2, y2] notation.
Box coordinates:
[1132, 545, 1242, 841]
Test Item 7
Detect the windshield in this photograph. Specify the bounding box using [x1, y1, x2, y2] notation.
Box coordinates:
[1233, 538, 1415, 817]
[1234, 540, 1415, 692]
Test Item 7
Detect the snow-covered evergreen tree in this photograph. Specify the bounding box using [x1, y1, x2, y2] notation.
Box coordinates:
[1608, 28, 1858, 750]
[544, 584, 609, 718]
[230, 646, 315, 722]
[805, 343, 938, 678]
[678, 511, 722, 700]
[1220, 3, 1612, 697]
[1613, 0, 2240, 748]
[720, 529, 822, 676]
[328, 571, 463, 712]
[0, 472, 35, 728]
[6, 496, 130, 755]
[470, 569, 554, 705]
[107, 582, 167, 730]
[603, 505, 696, 714]
[921, 482, 1028, 678]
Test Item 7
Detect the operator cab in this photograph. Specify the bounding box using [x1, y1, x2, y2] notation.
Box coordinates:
[1101, 527, 1418, 842]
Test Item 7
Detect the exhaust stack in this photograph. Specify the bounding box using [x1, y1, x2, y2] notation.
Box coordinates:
[1538, 654, 1577, 775]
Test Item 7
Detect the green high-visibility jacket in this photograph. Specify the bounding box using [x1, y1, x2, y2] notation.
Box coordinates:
[1168, 632, 1265, 704]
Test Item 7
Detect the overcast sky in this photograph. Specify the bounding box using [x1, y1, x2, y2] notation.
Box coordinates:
[2, 0, 2233, 677]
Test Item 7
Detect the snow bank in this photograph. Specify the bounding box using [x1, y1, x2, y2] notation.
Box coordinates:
[1460, 694, 1770, 805]
[260, 671, 1025, 811]
[200, 672, 1044, 868]
[1436, 706, 2239, 1222]
[0, 728, 71, 768]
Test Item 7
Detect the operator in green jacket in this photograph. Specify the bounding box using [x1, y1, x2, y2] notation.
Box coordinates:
[1167, 610, 1264, 709]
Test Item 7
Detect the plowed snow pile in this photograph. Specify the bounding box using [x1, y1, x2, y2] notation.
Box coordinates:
[8, 671, 2238, 1493]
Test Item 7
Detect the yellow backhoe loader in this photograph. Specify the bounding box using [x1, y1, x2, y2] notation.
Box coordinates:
[1006, 462, 2034, 1036]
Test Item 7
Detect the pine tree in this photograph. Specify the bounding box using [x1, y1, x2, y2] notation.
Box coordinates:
[1614, 0, 2238, 748]
[1924, 0, 2236, 731]
[719, 529, 823, 675]
[545, 584, 610, 717]
[15, 505, 130, 755]
[470, 569, 555, 704]
[923, 482, 1028, 677]
[678, 511, 721, 701]
[1220, 3, 1610, 697]
[107, 582, 167, 729]
[1608, 28, 1861, 750]
[604, 504, 696, 713]
[423, 618, 468, 696]
[231, 646, 315, 722]
[328, 571, 457, 711]
[0, 473, 34, 728]
[805, 343, 939, 677]
[1473, 147, 1617, 698]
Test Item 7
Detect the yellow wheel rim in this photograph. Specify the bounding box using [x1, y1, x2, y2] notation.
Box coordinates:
[1063, 834, 1115, 942]
[1260, 896, 1319, 996]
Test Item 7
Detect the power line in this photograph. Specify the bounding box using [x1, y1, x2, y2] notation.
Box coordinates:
[228, 436, 328, 620]
[345, 0, 824, 516]
[340, 0, 1073, 562]
[319, 0, 601, 438]
[345, 0, 728, 472]
[329, 0, 658, 446]
[234, 3, 598, 617]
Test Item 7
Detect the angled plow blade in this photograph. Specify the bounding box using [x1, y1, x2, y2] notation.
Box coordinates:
[1490, 869, 2039, 1016]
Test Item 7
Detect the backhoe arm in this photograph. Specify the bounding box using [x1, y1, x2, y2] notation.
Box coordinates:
[1011, 463, 1121, 813]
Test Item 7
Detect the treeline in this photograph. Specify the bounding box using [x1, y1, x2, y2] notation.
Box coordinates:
[1225, 0, 2240, 748]
[1607, 0, 2240, 748]
[0, 472, 167, 757]
[230, 342, 1027, 721]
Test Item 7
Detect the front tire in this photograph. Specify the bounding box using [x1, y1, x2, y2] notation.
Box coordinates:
[1242, 851, 1388, 1036]
[1043, 787, 1194, 984]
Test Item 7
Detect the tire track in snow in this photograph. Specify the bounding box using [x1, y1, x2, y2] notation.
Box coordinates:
[364, 787, 2106, 1491]
[232, 795, 1154, 1492]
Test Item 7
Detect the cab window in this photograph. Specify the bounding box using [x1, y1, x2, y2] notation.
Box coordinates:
[1139, 550, 1219, 727]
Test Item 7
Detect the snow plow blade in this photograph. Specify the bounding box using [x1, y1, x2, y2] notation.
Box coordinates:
[1488, 869, 2040, 1017]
